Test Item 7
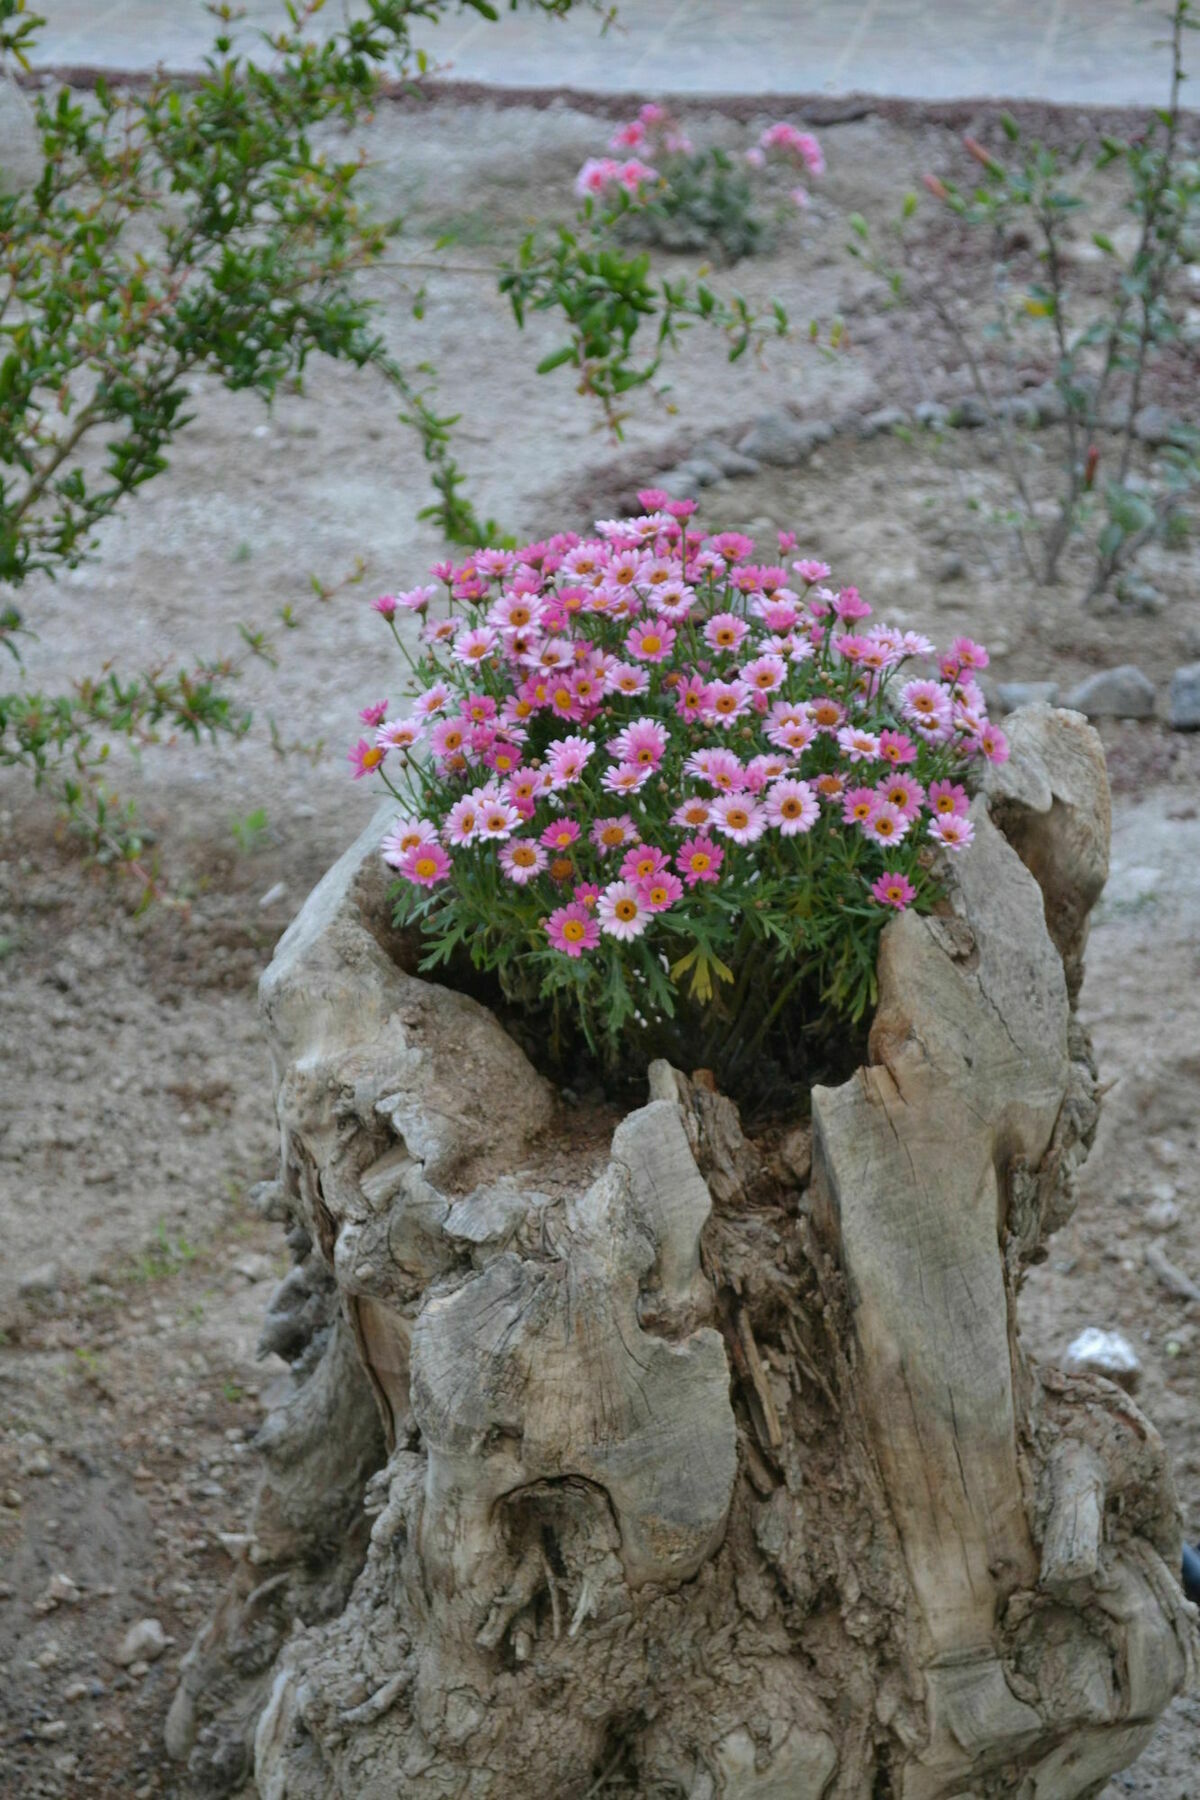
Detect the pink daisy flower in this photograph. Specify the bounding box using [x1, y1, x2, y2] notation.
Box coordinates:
[375, 718, 421, 753]
[452, 625, 499, 665]
[834, 586, 871, 622]
[686, 747, 745, 791]
[381, 816, 439, 868]
[930, 814, 976, 852]
[590, 814, 639, 854]
[478, 796, 524, 840]
[842, 786, 880, 826]
[372, 594, 399, 618]
[625, 621, 675, 663]
[764, 778, 819, 836]
[877, 774, 925, 820]
[741, 653, 787, 694]
[671, 796, 712, 830]
[546, 734, 595, 789]
[412, 682, 451, 721]
[927, 779, 969, 818]
[608, 717, 669, 767]
[546, 902, 600, 958]
[871, 870, 917, 911]
[398, 842, 452, 888]
[359, 698, 389, 728]
[745, 752, 790, 790]
[878, 728, 917, 766]
[602, 760, 653, 796]
[500, 840, 548, 884]
[607, 662, 651, 697]
[673, 674, 710, 720]
[808, 696, 846, 734]
[540, 818, 581, 852]
[861, 802, 909, 847]
[620, 844, 670, 884]
[429, 717, 469, 762]
[711, 794, 766, 844]
[639, 870, 683, 913]
[703, 678, 752, 729]
[348, 738, 386, 779]
[836, 725, 881, 764]
[677, 835, 725, 887]
[792, 559, 831, 584]
[974, 723, 1010, 764]
[598, 880, 651, 942]
[445, 795, 484, 845]
[704, 611, 750, 653]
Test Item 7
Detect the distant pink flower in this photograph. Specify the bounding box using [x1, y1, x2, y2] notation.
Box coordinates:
[673, 673, 710, 720]
[871, 870, 917, 911]
[686, 747, 745, 791]
[598, 880, 651, 942]
[930, 814, 975, 852]
[610, 118, 647, 151]
[793, 559, 831, 584]
[765, 778, 818, 836]
[949, 635, 990, 672]
[625, 621, 675, 663]
[591, 814, 639, 854]
[637, 487, 671, 509]
[399, 842, 452, 887]
[834, 587, 871, 621]
[711, 532, 755, 561]
[576, 156, 620, 198]
[372, 594, 399, 618]
[790, 185, 810, 209]
[861, 802, 909, 847]
[540, 818, 581, 852]
[745, 145, 766, 169]
[607, 661, 651, 697]
[745, 752, 790, 789]
[711, 794, 765, 844]
[616, 157, 659, 194]
[677, 835, 725, 887]
[546, 902, 600, 957]
[394, 584, 437, 613]
[927, 779, 969, 818]
[348, 738, 386, 778]
[445, 795, 483, 846]
[412, 682, 451, 721]
[375, 717, 421, 753]
[360, 698, 389, 728]
[500, 839, 548, 884]
[574, 881, 600, 909]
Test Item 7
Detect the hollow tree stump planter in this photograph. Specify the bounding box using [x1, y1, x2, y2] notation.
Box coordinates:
[171, 706, 1199, 1798]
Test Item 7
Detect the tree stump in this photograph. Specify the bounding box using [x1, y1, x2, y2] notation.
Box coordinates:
[171, 705, 1199, 1798]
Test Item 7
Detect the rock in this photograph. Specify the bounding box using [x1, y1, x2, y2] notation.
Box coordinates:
[696, 437, 762, 478]
[36, 1721, 68, 1742]
[233, 1252, 274, 1283]
[0, 75, 41, 194]
[1145, 1242, 1200, 1304]
[1064, 665, 1156, 720]
[1168, 663, 1200, 731]
[1133, 404, 1188, 447]
[1027, 382, 1067, 426]
[932, 552, 965, 584]
[116, 1618, 167, 1667]
[258, 881, 288, 909]
[659, 458, 723, 498]
[914, 400, 947, 429]
[1115, 575, 1166, 615]
[1145, 1196, 1182, 1232]
[1063, 1328, 1142, 1394]
[994, 394, 1039, 427]
[947, 394, 990, 428]
[995, 681, 1059, 714]
[18, 1260, 59, 1297]
[857, 406, 909, 439]
[63, 1680, 90, 1703]
[735, 411, 831, 467]
[35, 1572, 81, 1613]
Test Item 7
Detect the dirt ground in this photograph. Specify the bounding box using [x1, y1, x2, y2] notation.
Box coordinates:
[2, 94, 1199, 1797]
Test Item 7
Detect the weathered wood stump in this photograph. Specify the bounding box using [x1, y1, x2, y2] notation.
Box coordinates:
[171, 705, 1199, 1798]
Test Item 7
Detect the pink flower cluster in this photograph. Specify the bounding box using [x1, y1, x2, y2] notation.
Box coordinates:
[575, 105, 823, 213]
[358, 498, 1005, 978]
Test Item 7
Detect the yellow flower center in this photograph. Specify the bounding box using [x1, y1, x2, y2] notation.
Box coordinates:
[563, 919, 585, 942]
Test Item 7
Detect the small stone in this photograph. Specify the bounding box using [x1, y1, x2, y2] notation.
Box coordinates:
[35, 1573, 81, 1613]
[233, 1253, 273, 1283]
[258, 880, 288, 909]
[1063, 1327, 1143, 1393]
[1115, 575, 1166, 615]
[18, 1261, 59, 1297]
[857, 406, 908, 439]
[36, 1719, 68, 1741]
[1168, 663, 1200, 731]
[780, 1126, 812, 1184]
[696, 438, 762, 478]
[21, 1450, 52, 1477]
[33, 1639, 63, 1669]
[1145, 1242, 1200, 1304]
[995, 680, 1060, 714]
[2, 1488, 20, 1508]
[947, 394, 989, 428]
[914, 400, 947, 429]
[994, 394, 1039, 427]
[935, 552, 966, 584]
[1027, 382, 1067, 425]
[1064, 665, 1156, 720]
[735, 411, 831, 467]
[660, 456, 723, 497]
[63, 1680, 90, 1703]
[1145, 1197, 1182, 1232]
[115, 1618, 167, 1667]
[1133, 403, 1188, 447]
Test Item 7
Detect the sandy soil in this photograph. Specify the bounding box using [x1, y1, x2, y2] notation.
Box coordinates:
[1, 94, 1198, 1797]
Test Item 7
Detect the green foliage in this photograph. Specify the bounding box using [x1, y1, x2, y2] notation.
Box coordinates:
[619, 146, 771, 264]
[849, 0, 1200, 604]
[500, 190, 788, 432]
[0, 0, 585, 877]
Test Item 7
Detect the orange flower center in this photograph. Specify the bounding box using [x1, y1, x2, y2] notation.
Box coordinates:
[562, 919, 585, 941]
[415, 856, 437, 878]
[615, 899, 638, 921]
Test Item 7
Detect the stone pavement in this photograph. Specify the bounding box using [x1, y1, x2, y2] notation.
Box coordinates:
[19, 0, 1182, 106]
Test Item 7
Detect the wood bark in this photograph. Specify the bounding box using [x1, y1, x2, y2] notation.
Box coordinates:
[171, 705, 1198, 1799]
